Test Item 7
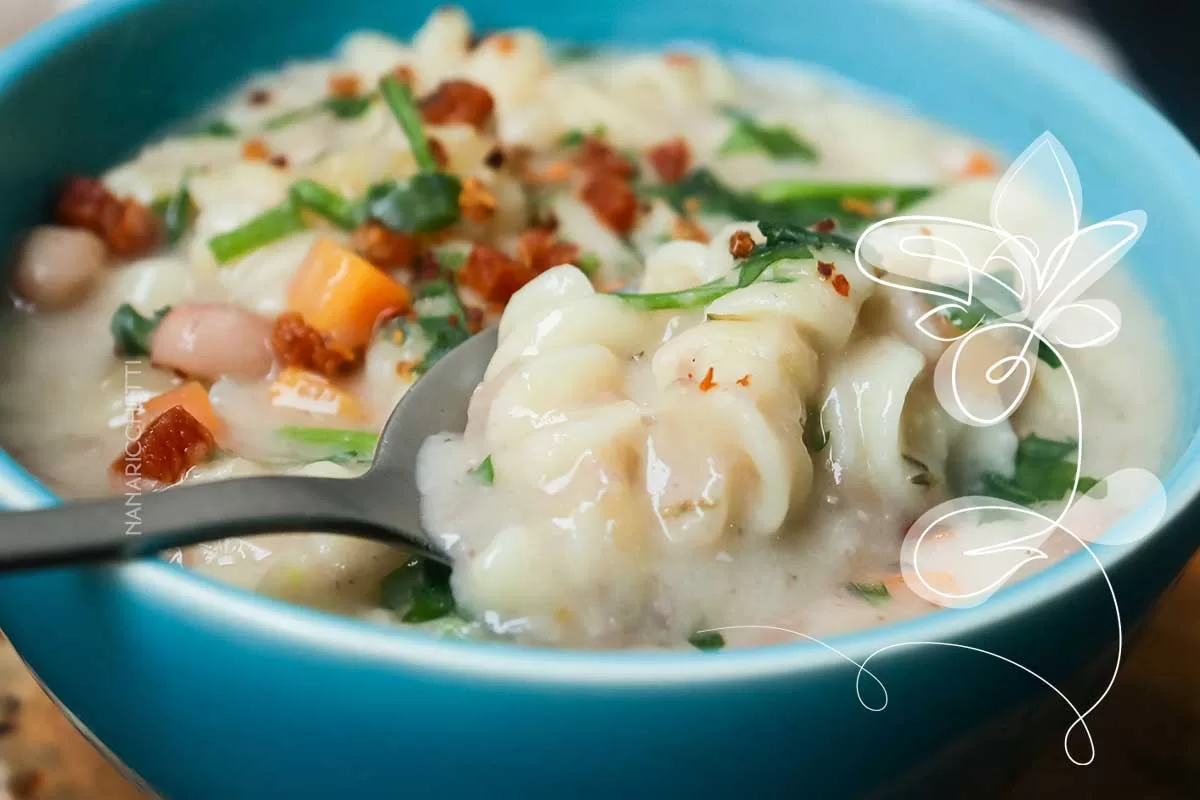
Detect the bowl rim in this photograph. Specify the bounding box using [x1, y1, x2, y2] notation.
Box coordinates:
[3, 0, 1200, 686]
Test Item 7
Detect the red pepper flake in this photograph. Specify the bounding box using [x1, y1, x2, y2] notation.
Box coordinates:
[420, 80, 496, 130]
[665, 52, 695, 67]
[268, 153, 289, 169]
[271, 311, 357, 376]
[579, 172, 639, 234]
[327, 72, 362, 98]
[113, 405, 217, 486]
[647, 137, 691, 184]
[55, 176, 159, 257]
[736, 374, 752, 387]
[698, 366, 717, 392]
[728, 230, 755, 259]
[811, 217, 837, 233]
[832, 274, 851, 297]
[242, 138, 270, 161]
[816, 260, 835, 279]
[247, 88, 272, 106]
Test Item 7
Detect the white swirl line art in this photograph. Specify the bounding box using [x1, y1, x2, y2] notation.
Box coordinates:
[729, 131, 1165, 765]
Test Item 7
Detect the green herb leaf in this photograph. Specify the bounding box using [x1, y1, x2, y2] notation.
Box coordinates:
[110, 304, 171, 357]
[654, 169, 927, 231]
[379, 74, 436, 171]
[558, 129, 586, 148]
[435, 249, 468, 272]
[688, 630, 725, 651]
[978, 434, 1099, 506]
[610, 241, 812, 310]
[471, 455, 494, 485]
[719, 109, 818, 161]
[576, 252, 601, 277]
[152, 174, 195, 245]
[288, 179, 359, 230]
[803, 409, 830, 453]
[847, 581, 891, 605]
[208, 202, 306, 264]
[554, 43, 599, 63]
[275, 426, 379, 463]
[191, 119, 238, 137]
[922, 278, 1063, 370]
[407, 279, 471, 374]
[263, 106, 317, 131]
[359, 173, 462, 235]
[323, 94, 375, 120]
[380, 555, 456, 623]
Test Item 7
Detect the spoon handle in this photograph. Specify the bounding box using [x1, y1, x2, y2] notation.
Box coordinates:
[0, 474, 440, 571]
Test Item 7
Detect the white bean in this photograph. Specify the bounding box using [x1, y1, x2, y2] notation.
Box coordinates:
[151, 303, 274, 381]
[11, 226, 107, 310]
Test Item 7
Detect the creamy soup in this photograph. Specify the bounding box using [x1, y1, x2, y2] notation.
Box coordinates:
[0, 8, 1174, 650]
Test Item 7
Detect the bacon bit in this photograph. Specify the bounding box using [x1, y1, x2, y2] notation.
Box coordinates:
[271, 311, 357, 376]
[736, 374, 752, 387]
[840, 196, 877, 217]
[459, 177, 498, 224]
[832, 274, 851, 297]
[575, 136, 636, 180]
[963, 151, 997, 177]
[647, 137, 691, 184]
[517, 228, 580, 273]
[427, 136, 450, 169]
[816, 260, 835, 279]
[665, 52, 695, 67]
[486, 33, 517, 54]
[390, 64, 416, 88]
[580, 172, 639, 234]
[465, 305, 485, 333]
[247, 88, 272, 106]
[531, 159, 572, 184]
[811, 217, 837, 233]
[728, 230, 755, 259]
[420, 80, 495, 130]
[698, 366, 717, 392]
[671, 216, 710, 243]
[327, 72, 362, 98]
[353, 221, 417, 269]
[55, 176, 159, 257]
[484, 146, 506, 169]
[268, 153, 289, 169]
[114, 405, 216, 485]
[458, 245, 537, 303]
[242, 138, 270, 161]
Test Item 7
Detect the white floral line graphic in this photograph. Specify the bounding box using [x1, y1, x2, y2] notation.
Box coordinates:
[711, 132, 1164, 766]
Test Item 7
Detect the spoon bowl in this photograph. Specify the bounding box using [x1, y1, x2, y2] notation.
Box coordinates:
[0, 326, 500, 569]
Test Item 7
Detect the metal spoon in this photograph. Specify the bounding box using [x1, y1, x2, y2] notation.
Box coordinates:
[0, 327, 499, 571]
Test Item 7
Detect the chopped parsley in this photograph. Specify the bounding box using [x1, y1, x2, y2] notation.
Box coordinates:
[978, 434, 1099, 506]
[719, 109, 818, 161]
[688, 630, 725, 651]
[405, 279, 471, 375]
[847, 581, 891, 605]
[110, 304, 171, 357]
[471, 455, 494, 485]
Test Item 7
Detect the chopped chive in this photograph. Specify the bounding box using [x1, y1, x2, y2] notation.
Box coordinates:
[688, 630, 725, 651]
[576, 253, 601, 276]
[192, 119, 238, 137]
[359, 174, 462, 235]
[379, 74, 436, 171]
[263, 106, 318, 131]
[208, 202, 306, 264]
[152, 172, 195, 245]
[471, 455, 494, 485]
[847, 582, 891, 605]
[110, 304, 171, 357]
[380, 555, 456, 623]
[275, 426, 379, 463]
[719, 109, 819, 161]
[288, 179, 359, 230]
[323, 94, 375, 120]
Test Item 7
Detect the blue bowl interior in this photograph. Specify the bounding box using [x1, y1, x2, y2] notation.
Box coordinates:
[0, 0, 1199, 675]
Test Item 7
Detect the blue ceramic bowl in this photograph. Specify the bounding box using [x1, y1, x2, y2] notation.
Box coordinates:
[2, 1, 1199, 797]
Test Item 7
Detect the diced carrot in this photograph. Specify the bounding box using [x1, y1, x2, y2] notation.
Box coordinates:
[287, 238, 411, 350]
[140, 382, 224, 437]
[269, 367, 365, 420]
[963, 152, 997, 177]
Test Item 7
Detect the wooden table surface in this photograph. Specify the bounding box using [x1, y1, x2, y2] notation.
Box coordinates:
[2, 557, 1199, 798]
